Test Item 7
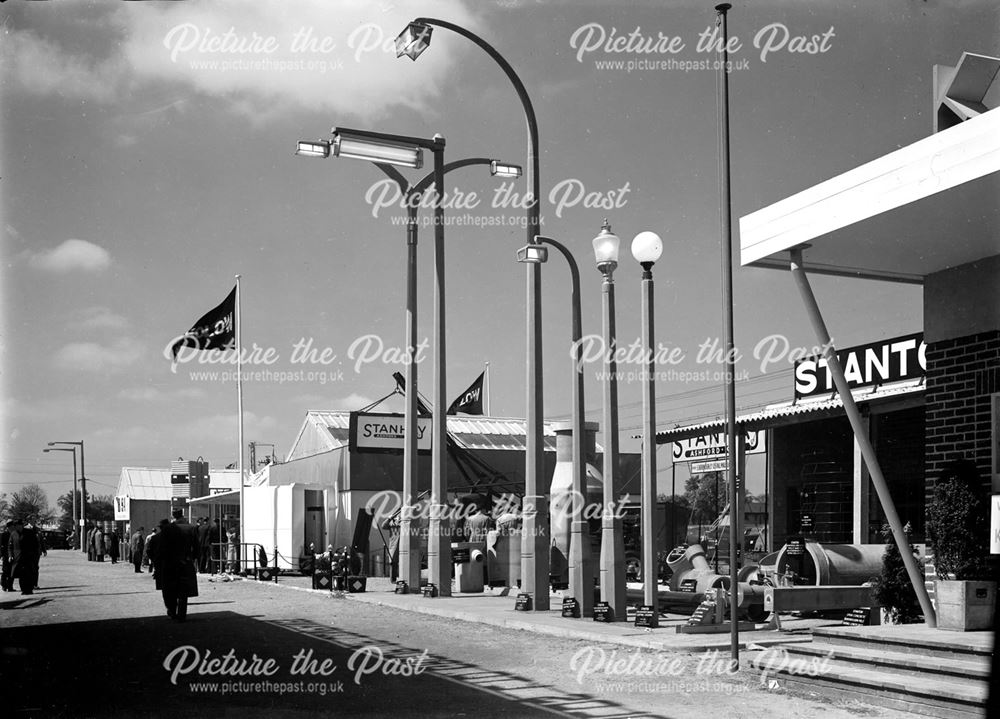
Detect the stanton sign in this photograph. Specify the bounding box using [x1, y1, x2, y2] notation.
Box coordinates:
[794, 332, 925, 399]
[672, 430, 765, 464]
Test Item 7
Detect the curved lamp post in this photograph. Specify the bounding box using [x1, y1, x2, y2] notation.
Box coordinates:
[297, 133, 519, 595]
[593, 220, 627, 621]
[632, 231, 663, 627]
[44, 446, 77, 549]
[517, 233, 593, 616]
[49, 441, 86, 552]
[396, 18, 550, 610]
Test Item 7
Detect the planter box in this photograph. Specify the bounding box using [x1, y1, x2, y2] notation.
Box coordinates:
[934, 580, 996, 631]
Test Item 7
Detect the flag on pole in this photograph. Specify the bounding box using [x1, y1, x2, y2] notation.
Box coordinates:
[170, 286, 237, 361]
[447, 371, 485, 415]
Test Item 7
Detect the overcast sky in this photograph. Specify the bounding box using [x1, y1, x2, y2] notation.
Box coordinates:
[2, 0, 996, 504]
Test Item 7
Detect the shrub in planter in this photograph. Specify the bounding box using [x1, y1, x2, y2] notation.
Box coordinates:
[925, 460, 995, 631]
[871, 522, 922, 624]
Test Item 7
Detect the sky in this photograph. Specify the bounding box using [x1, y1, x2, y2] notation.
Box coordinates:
[2, 0, 997, 508]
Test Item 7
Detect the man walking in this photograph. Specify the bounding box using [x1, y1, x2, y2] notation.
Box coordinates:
[155, 509, 199, 621]
[130, 527, 145, 574]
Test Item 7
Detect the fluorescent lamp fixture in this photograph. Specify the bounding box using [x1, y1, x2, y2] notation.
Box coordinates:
[332, 133, 423, 169]
[631, 231, 663, 264]
[296, 140, 332, 158]
[395, 22, 433, 60]
[592, 220, 620, 269]
[490, 161, 523, 179]
[516, 245, 548, 264]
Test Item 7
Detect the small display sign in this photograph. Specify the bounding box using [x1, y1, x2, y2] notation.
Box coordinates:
[593, 602, 613, 622]
[395, 581, 409, 595]
[452, 547, 470, 564]
[843, 607, 870, 626]
[514, 593, 532, 611]
[561, 597, 580, 618]
[422, 583, 438, 598]
[786, 536, 805, 556]
[634, 604, 657, 628]
[679, 579, 698, 593]
[800, 514, 814, 532]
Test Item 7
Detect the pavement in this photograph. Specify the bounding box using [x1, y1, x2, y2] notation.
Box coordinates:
[2, 550, 917, 719]
[267, 572, 827, 652]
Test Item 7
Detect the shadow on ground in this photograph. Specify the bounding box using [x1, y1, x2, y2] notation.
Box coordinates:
[1, 611, 666, 718]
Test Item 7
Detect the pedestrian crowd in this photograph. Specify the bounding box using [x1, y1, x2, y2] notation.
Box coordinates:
[1, 519, 47, 595]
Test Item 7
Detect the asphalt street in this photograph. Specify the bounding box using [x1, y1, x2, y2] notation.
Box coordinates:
[1, 550, 913, 719]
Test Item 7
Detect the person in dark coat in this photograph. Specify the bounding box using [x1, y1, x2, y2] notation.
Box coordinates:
[9, 520, 42, 595]
[155, 510, 199, 621]
[145, 525, 161, 576]
[197, 517, 212, 573]
[108, 530, 120, 564]
[0, 522, 12, 592]
[130, 527, 145, 574]
[87, 525, 96, 561]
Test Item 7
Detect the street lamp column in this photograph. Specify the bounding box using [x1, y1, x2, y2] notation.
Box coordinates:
[50, 441, 86, 551]
[396, 18, 549, 610]
[43, 446, 77, 549]
[593, 220, 627, 621]
[632, 231, 664, 627]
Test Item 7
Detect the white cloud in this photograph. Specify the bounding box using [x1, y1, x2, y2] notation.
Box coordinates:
[73, 307, 129, 331]
[52, 339, 144, 373]
[2, 28, 123, 102]
[30, 239, 112, 273]
[6, 1, 481, 123]
[327, 393, 374, 411]
[118, 0, 481, 122]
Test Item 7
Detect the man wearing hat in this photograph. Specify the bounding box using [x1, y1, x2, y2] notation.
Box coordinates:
[0, 520, 13, 592]
[154, 509, 199, 620]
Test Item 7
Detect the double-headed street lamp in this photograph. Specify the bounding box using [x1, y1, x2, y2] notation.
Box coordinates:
[632, 231, 664, 627]
[297, 128, 520, 596]
[396, 18, 550, 610]
[592, 221, 628, 621]
[48, 440, 86, 551]
[43, 446, 77, 548]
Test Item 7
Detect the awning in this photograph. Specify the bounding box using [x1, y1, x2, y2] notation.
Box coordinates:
[655, 379, 923, 444]
[740, 68, 1000, 283]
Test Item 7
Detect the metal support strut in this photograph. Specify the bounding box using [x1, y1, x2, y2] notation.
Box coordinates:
[789, 247, 936, 627]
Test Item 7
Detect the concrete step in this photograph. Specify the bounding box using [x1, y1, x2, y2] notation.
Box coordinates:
[746, 645, 988, 719]
[781, 641, 991, 681]
[811, 625, 992, 660]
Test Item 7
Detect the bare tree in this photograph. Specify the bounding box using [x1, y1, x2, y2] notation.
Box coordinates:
[9, 484, 56, 526]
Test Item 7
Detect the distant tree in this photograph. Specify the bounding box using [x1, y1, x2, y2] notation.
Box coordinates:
[9, 484, 56, 526]
[684, 472, 727, 524]
[87, 494, 115, 523]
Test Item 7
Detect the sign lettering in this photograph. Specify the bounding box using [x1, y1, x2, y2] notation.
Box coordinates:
[794, 332, 925, 399]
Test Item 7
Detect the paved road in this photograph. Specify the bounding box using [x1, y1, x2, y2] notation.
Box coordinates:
[2, 551, 910, 718]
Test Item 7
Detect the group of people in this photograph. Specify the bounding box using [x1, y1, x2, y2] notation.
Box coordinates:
[85, 525, 120, 563]
[1, 519, 46, 595]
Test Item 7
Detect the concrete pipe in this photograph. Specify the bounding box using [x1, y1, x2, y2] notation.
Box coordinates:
[774, 541, 887, 586]
[666, 544, 729, 594]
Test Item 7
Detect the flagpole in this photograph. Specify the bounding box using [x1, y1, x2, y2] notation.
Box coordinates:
[485, 362, 491, 416]
[235, 274, 245, 565]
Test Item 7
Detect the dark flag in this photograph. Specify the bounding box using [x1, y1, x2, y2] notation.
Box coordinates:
[447, 371, 485, 415]
[170, 286, 236, 361]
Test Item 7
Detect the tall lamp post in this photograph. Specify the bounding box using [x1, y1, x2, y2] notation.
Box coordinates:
[298, 138, 519, 592]
[49, 441, 86, 552]
[632, 231, 664, 627]
[297, 127, 452, 593]
[517, 233, 593, 616]
[396, 19, 550, 610]
[43, 446, 77, 548]
[593, 220, 627, 621]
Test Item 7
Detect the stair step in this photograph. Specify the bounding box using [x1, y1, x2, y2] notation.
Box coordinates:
[812, 625, 992, 660]
[782, 641, 990, 680]
[747, 650, 987, 719]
